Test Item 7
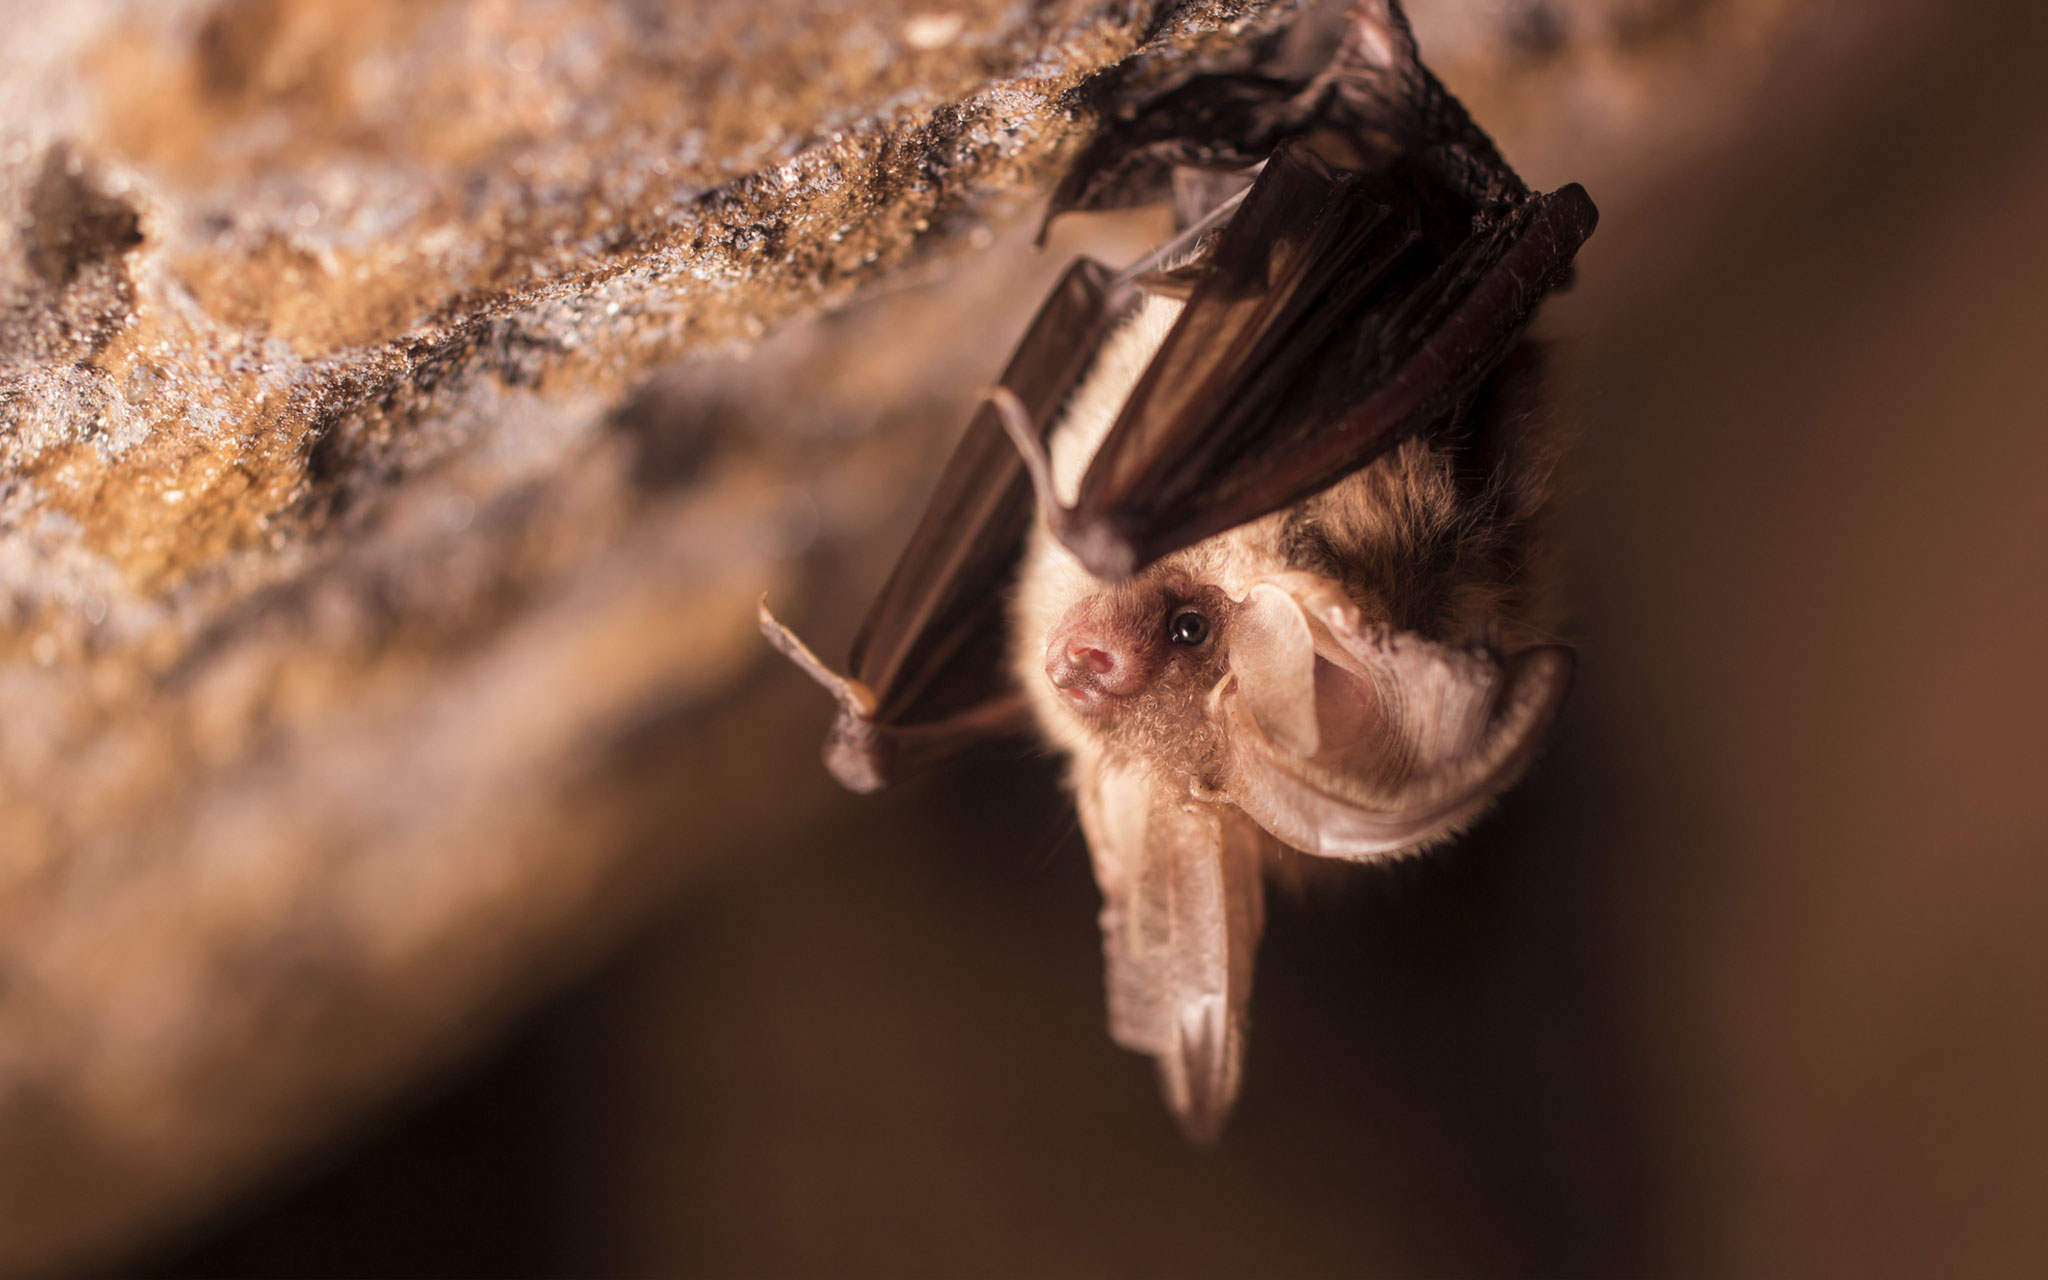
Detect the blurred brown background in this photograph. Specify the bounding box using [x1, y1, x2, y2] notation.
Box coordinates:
[3, 0, 2044, 1275]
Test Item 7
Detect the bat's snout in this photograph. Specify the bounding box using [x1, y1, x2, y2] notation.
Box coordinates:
[1045, 632, 1150, 705]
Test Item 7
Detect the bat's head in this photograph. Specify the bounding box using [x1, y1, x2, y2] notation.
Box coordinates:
[1040, 573, 1235, 718]
[1014, 537, 1573, 1143]
[1016, 529, 1574, 862]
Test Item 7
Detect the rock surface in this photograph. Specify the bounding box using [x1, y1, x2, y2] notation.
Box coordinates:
[0, 0, 1822, 1272]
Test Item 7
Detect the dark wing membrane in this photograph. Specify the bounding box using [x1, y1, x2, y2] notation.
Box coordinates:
[1307, 0, 1528, 213]
[1054, 139, 1596, 578]
[851, 258, 1117, 716]
[1039, 74, 1307, 238]
[1040, 1, 1528, 240]
[762, 258, 1121, 791]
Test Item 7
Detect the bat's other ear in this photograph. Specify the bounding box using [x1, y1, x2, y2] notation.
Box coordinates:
[1214, 577, 1573, 860]
[1075, 755, 1268, 1143]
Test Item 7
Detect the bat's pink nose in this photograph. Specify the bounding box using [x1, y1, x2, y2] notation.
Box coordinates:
[1066, 643, 1114, 675]
[1046, 635, 1144, 703]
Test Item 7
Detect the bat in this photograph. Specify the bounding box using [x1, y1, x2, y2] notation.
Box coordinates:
[760, 0, 1596, 1141]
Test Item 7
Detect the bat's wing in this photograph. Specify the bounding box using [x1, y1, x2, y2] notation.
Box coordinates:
[1043, 0, 1511, 234]
[1215, 574, 1574, 859]
[1010, 137, 1596, 580]
[1041, 73, 1304, 236]
[1010, 0, 1598, 579]
[760, 259, 1124, 791]
[1075, 753, 1269, 1143]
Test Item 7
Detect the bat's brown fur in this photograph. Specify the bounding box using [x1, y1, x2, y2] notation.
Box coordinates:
[1281, 340, 1567, 653]
[1013, 323, 1566, 808]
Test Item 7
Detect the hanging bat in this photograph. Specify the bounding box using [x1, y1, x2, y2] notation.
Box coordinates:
[761, 0, 1595, 1141]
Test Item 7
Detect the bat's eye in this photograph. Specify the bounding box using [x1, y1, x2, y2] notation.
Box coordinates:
[1168, 610, 1210, 647]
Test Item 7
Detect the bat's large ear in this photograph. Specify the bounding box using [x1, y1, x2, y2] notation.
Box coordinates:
[1213, 576, 1572, 860]
[1074, 754, 1268, 1143]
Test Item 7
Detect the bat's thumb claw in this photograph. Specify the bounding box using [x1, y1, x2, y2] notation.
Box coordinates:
[758, 596, 878, 718]
[986, 384, 1067, 519]
[986, 385, 1144, 579]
